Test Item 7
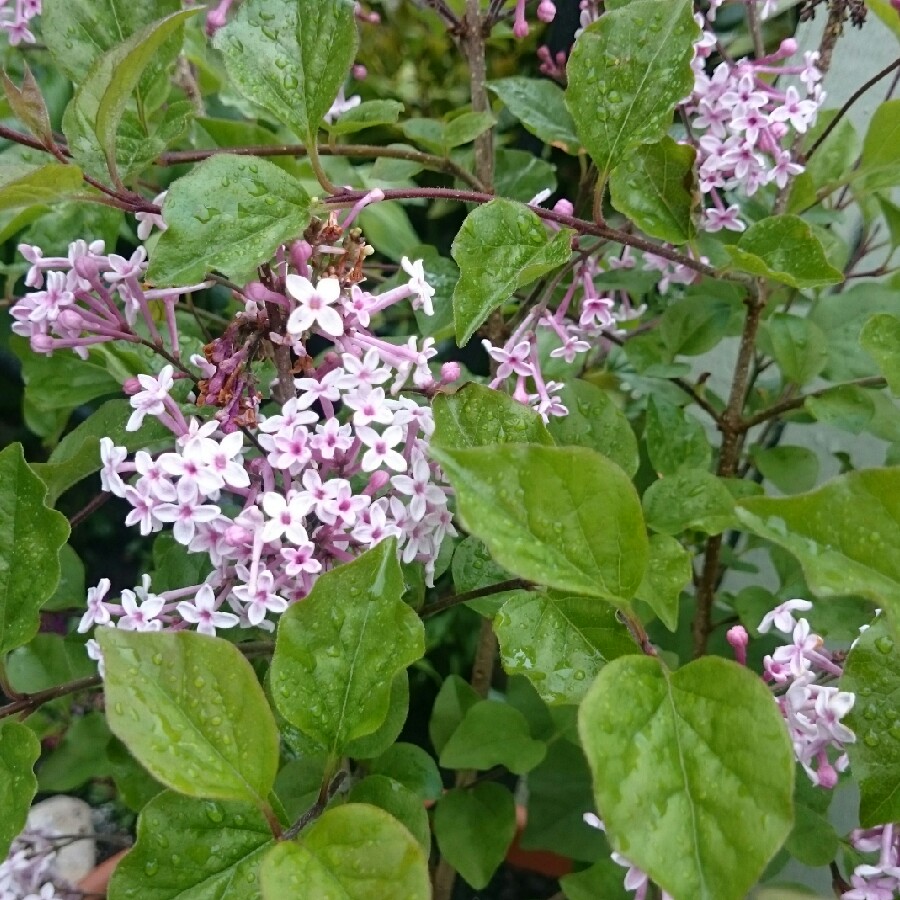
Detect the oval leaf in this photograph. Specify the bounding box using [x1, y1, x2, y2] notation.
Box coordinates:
[488, 78, 581, 154]
[432, 444, 648, 603]
[146, 154, 313, 286]
[269, 540, 424, 759]
[579, 656, 794, 900]
[0, 721, 40, 858]
[451, 199, 573, 345]
[565, 0, 699, 180]
[0, 443, 69, 656]
[108, 792, 273, 899]
[98, 629, 280, 806]
[260, 804, 430, 900]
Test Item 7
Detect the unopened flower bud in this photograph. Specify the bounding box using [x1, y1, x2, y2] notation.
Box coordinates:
[364, 470, 391, 495]
[727, 625, 749, 665]
[352, 64, 368, 80]
[30, 334, 53, 353]
[553, 198, 574, 217]
[537, 0, 556, 23]
[123, 376, 142, 395]
[779, 37, 797, 56]
[440, 362, 462, 384]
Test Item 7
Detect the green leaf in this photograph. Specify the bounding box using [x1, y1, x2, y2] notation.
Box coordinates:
[0, 444, 69, 656]
[860, 312, 900, 394]
[751, 446, 819, 495]
[609, 137, 697, 244]
[0, 162, 84, 211]
[215, 0, 359, 144]
[369, 743, 442, 802]
[488, 77, 581, 154]
[62, 9, 197, 182]
[579, 656, 794, 900]
[784, 771, 840, 867]
[270, 540, 424, 759]
[108, 791, 273, 900]
[561, 858, 631, 900]
[865, 0, 900, 40]
[432, 382, 553, 449]
[565, 0, 699, 180]
[735, 469, 900, 618]
[1, 64, 54, 146]
[451, 199, 573, 345]
[546, 379, 639, 476]
[841, 616, 900, 826]
[494, 590, 633, 704]
[0, 721, 40, 858]
[343, 672, 409, 760]
[401, 112, 494, 156]
[857, 99, 900, 191]
[521, 739, 607, 862]
[327, 100, 404, 136]
[42, 0, 181, 84]
[98, 629, 280, 806]
[7, 633, 95, 692]
[642, 469, 736, 535]
[439, 700, 546, 773]
[492, 148, 558, 204]
[658, 292, 744, 358]
[645, 397, 710, 475]
[432, 444, 648, 602]
[451, 536, 519, 617]
[805, 385, 876, 434]
[759, 314, 829, 386]
[37, 711, 114, 792]
[147, 154, 312, 286]
[32, 399, 171, 505]
[429, 675, 480, 755]
[260, 804, 430, 900]
[433, 784, 516, 890]
[634, 533, 690, 631]
[725, 215, 843, 288]
[346, 776, 431, 853]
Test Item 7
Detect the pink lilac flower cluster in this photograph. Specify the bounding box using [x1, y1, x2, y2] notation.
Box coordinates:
[729, 598, 856, 789]
[23, 198, 457, 655]
[0, 0, 40, 46]
[0, 827, 76, 900]
[582, 814, 674, 900]
[688, 19, 824, 232]
[843, 824, 900, 900]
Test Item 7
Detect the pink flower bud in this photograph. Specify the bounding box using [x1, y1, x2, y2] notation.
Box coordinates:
[364, 470, 390, 495]
[352, 64, 368, 80]
[440, 361, 462, 384]
[30, 334, 53, 353]
[553, 198, 574, 217]
[57, 309, 83, 330]
[892, 0, 900, 13]
[727, 625, 749, 665]
[123, 376, 142, 395]
[779, 37, 797, 56]
[537, 0, 556, 23]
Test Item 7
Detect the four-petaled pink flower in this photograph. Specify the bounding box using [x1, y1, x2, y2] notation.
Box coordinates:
[286, 275, 344, 338]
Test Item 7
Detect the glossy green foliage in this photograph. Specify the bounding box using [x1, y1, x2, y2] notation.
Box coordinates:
[726, 216, 843, 288]
[433, 443, 648, 602]
[147, 154, 312, 285]
[643, 469, 736, 536]
[269, 541, 424, 759]
[260, 804, 430, 900]
[645, 397, 710, 475]
[609, 137, 697, 244]
[0, 161, 83, 211]
[860, 313, 900, 394]
[635, 533, 691, 631]
[566, 0, 698, 180]
[0, 444, 69, 656]
[99, 629, 280, 806]
[736, 468, 900, 618]
[579, 656, 794, 900]
[432, 382, 553, 449]
[451, 199, 573, 344]
[433, 784, 517, 889]
[488, 78, 581, 154]
[842, 617, 900, 826]
[215, 0, 358, 144]
[0, 721, 40, 858]
[108, 792, 273, 900]
[494, 590, 634, 704]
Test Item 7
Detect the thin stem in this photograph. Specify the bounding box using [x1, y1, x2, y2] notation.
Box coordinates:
[746, 0, 765, 60]
[0, 675, 102, 721]
[282, 771, 346, 841]
[69, 492, 111, 529]
[805, 57, 900, 161]
[158, 142, 487, 192]
[419, 578, 532, 618]
[323, 187, 724, 280]
[740, 376, 886, 430]
[307, 143, 340, 195]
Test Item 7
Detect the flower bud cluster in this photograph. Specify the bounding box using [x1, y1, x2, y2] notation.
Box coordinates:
[66, 201, 456, 649]
[757, 599, 856, 789]
[844, 824, 900, 900]
[688, 15, 824, 232]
